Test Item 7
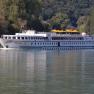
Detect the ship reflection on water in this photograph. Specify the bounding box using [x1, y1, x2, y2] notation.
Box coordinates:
[0, 49, 94, 94]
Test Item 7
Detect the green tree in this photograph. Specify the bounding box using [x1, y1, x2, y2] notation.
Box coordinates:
[5, 0, 26, 22]
[25, 0, 42, 19]
[77, 16, 89, 33]
[50, 12, 69, 29]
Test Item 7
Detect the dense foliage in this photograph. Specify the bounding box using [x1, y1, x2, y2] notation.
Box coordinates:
[0, 0, 94, 34]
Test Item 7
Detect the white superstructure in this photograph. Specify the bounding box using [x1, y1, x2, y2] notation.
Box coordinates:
[1, 30, 94, 48]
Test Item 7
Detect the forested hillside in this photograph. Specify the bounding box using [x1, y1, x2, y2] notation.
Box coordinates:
[0, 0, 94, 34]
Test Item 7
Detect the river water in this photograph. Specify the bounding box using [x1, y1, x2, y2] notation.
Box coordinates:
[0, 48, 94, 94]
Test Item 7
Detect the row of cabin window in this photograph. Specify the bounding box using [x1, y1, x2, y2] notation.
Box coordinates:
[61, 41, 94, 44]
[4, 36, 48, 40]
[52, 37, 84, 40]
[31, 41, 94, 45]
[31, 42, 57, 45]
[4, 36, 84, 40]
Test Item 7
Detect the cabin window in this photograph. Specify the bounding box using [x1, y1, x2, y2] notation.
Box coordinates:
[25, 37, 27, 39]
[18, 37, 20, 39]
[13, 37, 16, 39]
[36, 37, 38, 40]
[79, 37, 83, 40]
[52, 37, 57, 40]
[35, 37, 38, 40]
[38, 37, 40, 40]
[5, 37, 7, 39]
[44, 37, 48, 40]
[31, 37, 34, 40]
[21, 37, 24, 39]
[9, 37, 11, 39]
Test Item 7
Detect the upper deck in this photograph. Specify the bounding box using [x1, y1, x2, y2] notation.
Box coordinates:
[2, 30, 94, 41]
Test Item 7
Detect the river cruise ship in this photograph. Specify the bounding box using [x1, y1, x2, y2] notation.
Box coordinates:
[1, 30, 94, 48]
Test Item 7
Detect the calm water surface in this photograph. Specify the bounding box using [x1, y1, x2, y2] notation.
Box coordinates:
[0, 48, 94, 94]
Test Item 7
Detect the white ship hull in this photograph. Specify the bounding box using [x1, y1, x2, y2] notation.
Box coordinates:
[4, 40, 94, 48]
[2, 30, 94, 49]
